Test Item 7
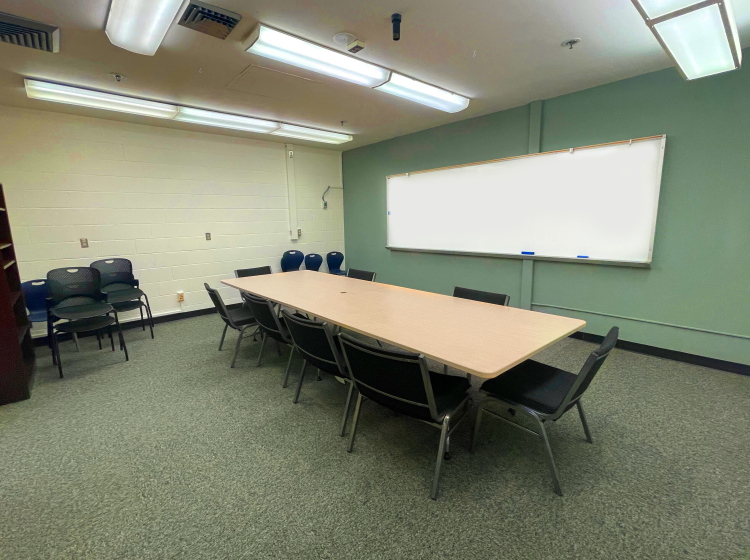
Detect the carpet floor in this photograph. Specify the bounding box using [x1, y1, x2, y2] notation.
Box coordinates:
[1, 314, 748, 560]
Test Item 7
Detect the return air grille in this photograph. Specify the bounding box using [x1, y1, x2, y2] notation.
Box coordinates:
[0, 12, 59, 52]
[178, 1, 241, 40]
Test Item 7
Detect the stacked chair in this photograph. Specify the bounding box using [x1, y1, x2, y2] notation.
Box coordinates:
[91, 258, 154, 339]
[280, 250, 304, 272]
[326, 251, 345, 275]
[47, 267, 128, 378]
[303, 253, 323, 271]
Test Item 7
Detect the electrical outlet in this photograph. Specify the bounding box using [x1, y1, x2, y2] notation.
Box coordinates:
[205, 233, 211, 241]
[322, 200, 328, 210]
[177, 291, 184, 303]
[80, 238, 89, 248]
[297, 228, 302, 237]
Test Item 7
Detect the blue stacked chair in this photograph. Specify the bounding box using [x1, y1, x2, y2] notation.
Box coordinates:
[281, 250, 304, 272]
[304, 253, 323, 271]
[326, 252, 346, 275]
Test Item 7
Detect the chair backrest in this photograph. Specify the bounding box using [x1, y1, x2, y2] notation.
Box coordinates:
[90, 258, 135, 290]
[281, 250, 304, 272]
[204, 283, 232, 326]
[326, 251, 344, 274]
[347, 268, 376, 282]
[21, 279, 48, 313]
[235, 266, 272, 278]
[453, 286, 510, 307]
[557, 327, 619, 416]
[280, 310, 344, 375]
[47, 267, 102, 307]
[338, 333, 439, 422]
[242, 292, 287, 340]
[304, 253, 323, 272]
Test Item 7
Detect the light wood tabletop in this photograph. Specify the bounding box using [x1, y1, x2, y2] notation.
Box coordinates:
[222, 271, 586, 379]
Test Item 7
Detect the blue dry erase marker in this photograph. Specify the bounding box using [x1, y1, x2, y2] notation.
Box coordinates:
[577, 255, 589, 259]
[521, 251, 535, 255]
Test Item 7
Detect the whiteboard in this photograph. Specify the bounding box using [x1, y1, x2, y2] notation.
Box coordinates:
[386, 135, 666, 266]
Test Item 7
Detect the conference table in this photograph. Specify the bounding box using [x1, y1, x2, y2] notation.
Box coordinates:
[222, 271, 585, 378]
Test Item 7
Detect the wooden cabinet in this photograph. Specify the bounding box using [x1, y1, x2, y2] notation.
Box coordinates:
[0, 184, 35, 405]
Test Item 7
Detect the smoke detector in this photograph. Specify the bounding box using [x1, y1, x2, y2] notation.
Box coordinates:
[333, 32, 355, 45]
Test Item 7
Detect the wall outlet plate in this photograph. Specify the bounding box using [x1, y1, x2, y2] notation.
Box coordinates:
[205, 233, 211, 240]
[177, 291, 185, 302]
[297, 228, 302, 237]
[80, 238, 89, 248]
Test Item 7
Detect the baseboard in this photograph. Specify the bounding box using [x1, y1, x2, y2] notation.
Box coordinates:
[33, 304, 242, 348]
[570, 331, 749, 376]
[35, 306, 748, 376]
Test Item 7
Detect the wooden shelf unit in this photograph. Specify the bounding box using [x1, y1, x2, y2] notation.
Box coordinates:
[0, 184, 35, 406]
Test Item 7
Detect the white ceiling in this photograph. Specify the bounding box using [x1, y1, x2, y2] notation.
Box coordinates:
[0, 0, 748, 150]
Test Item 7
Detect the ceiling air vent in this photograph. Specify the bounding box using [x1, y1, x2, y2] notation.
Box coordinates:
[178, 1, 241, 40]
[0, 12, 59, 53]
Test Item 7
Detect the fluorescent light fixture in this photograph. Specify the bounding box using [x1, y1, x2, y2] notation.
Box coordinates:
[631, 0, 741, 80]
[375, 73, 470, 113]
[175, 107, 280, 133]
[24, 79, 351, 144]
[106, 0, 184, 56]
[24, 79, 179, 119]
[245, 24, 390, 87]
[271, 124, 352, 145]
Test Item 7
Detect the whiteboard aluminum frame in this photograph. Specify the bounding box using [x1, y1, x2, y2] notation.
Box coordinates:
[386, 135, 667, 268]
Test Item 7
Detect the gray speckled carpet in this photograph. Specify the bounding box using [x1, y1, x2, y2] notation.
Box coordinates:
[1, 314, 748, 560]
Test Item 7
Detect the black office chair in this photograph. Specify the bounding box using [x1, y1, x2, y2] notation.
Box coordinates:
[235, 266, 272, 278]
[339, 333, 472, 500]
[347, 268, 376, 281]
[448, 286, 510, 377]
[281, 310, 356, 436]
[91, 258, 154, 339]
[47, 267, 128, 378]
[453, 286, 510, 307]
[204, 283, 258, 368]
[241, 293, 297, 382]
[471, 327, 619, 496]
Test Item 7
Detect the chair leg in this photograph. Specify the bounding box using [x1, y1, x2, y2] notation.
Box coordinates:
[282, 345, 296, 388]
[140, 306, 145, 331]
[114, 312, 128, 362]
[230, 326, 247, 368]
[431, 417, 450, 500]
[347, 392, 364, 453]
[533, 415, 562, 496]
[577, 400, 593, 443]
[275, 338, 282, 357]
[471, 405, 484, 454]
[53, 332, 63, 378]
[108, 325, 115, 351]
[97, 330, 102, 350]
[443, 364, 448, 374]
[72, 332, 80, 352]
[339, 383, 355, 437]
[292, 360, 308, 403]
[256, 332, 267, 367]
[218, 323, 228, 351]
[142, 295, 155, 338]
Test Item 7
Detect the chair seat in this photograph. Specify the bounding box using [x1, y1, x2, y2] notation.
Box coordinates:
[479, 360, 577, 415]
[112, 300, 145, 313]
[228, 306, 257, 327]
[105, 287, 145, 304]
[52, 302, 113, 320]
[55, 315, 116, 334]
[28, 310, 47, 324]
[430, 372, 471, 419]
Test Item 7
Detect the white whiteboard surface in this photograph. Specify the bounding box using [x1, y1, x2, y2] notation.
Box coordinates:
[387, 136, 666, 265]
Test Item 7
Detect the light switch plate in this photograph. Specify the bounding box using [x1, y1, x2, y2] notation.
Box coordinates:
[205, 233, 211, 241]
[80, 238, 89, 248]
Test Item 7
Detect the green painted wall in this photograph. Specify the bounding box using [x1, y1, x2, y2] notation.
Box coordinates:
[342, 54, 750, 365]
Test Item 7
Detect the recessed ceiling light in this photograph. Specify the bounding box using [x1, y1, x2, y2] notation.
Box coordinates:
[106, 0, 184, 56]
[24, 79, 352, 144]
[630, 0, 741, 80]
